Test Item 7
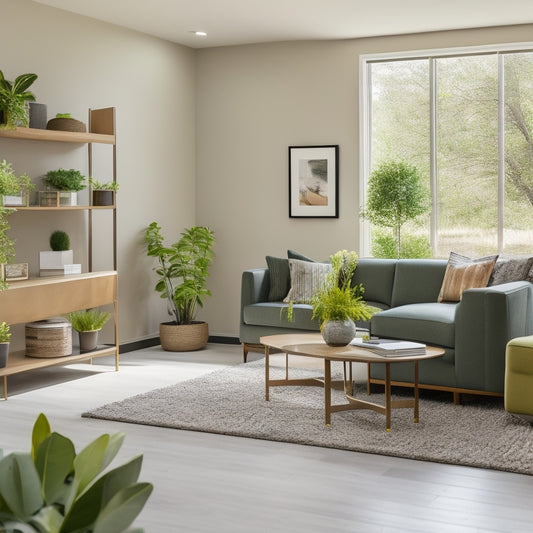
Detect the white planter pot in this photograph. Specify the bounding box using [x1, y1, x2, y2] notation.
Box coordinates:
[39, 250, 74, 270]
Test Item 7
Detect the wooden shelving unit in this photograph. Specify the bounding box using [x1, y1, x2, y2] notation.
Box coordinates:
[0, 108, 119, 399]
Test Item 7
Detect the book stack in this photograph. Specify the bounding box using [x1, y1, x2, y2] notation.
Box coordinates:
[351, 337, 426, 356]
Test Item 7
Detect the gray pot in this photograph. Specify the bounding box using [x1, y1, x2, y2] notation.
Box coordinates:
[79, 330, 99, 352]
[0, 342, 9, 368]
[29, 102, 47, 129]
[322, 319, 356, 347]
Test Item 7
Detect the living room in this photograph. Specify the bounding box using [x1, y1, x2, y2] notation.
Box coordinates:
[2, 0, 533, 531]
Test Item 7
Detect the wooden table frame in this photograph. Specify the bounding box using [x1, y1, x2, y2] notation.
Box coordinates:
[261, 333, 445, 431]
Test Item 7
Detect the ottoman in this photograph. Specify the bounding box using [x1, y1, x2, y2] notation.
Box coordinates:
[505, 335, 533, 421]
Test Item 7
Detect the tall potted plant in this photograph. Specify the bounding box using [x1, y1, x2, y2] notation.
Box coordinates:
[310, 250, 377, 346]
[144, 222, 215, 351]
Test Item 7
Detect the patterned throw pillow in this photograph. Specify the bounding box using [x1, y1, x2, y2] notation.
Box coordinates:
[265, 256, 290, 301]
[283, 259, 332, 304]
[489, 255, 533, 285]
[438, 252, 498, 303]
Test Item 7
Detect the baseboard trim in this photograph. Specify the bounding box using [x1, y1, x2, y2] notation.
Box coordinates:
[119, 335, 240, 353]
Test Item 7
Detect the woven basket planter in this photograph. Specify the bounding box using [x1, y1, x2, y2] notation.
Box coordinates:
[46, 117, 86, 132]
[159, 321, 209, 352]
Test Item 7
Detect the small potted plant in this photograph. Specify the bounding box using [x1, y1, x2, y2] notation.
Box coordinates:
[40, 168, 86, 206]
[65, 308, 111, 352]
[0, 70, 37, 129]
[0, 321, 11, 368]
[89, 177, 119, 206]
[39, 230, 73, 276]
[310, 251, 377, 346]
[144, 222, 215, 351]
[0, 159, 34, 206]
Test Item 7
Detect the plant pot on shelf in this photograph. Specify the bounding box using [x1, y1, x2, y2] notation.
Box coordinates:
[39, 191, 78, 207]
[0, 342, 9, 368]
[29, 102, 47, 129]
[92, 190, 115, 206]
[78, 330, 100, 352]
[159, 321, 209, 352]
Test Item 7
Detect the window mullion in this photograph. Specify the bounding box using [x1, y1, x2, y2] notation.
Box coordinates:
[498, 54, 505, 252]
[429, 58, 438, 255]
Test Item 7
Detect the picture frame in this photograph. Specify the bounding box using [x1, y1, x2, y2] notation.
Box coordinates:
[3, 262, 29, 281]
[289, 145, 339, 218]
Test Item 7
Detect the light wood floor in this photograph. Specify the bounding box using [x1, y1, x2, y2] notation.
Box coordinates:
[2, 343, 533, 532]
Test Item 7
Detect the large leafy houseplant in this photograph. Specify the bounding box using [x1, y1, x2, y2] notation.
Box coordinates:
[0, 413, 153, 533]
[144, 222, 215, 325]
[0, 71, 37, 129]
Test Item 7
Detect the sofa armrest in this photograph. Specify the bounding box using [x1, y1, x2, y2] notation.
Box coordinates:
[455, 281, 533, 392]
[240, 268, 270, 323]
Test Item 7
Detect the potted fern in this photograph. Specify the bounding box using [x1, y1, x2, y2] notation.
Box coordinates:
[144, 222, 215, 351]
[310, 250, 377, 346]
[0, 321, 10, 368]
[65, 308, 111, 351]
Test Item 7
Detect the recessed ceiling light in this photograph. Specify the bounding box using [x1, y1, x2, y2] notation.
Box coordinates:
[190, 31, 207, 37]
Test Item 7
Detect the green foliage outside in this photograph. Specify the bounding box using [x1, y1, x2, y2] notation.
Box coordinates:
[363, 160, 430, 259]
[371, 231, 432, 259]
[0, 413, 153, 532]
[65, 309, 111, 332]
[0, 321, 11, 342]
[44, 169, 86, 192]
[49, 230, 70, 251]
[144, 222, 215, 325]
[0, 71, 37, 129]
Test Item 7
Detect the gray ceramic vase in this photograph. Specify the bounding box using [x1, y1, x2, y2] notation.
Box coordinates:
[321, 319, 356, 347]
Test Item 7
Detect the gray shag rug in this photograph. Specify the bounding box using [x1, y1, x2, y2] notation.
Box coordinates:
[83, 359, 533, 475]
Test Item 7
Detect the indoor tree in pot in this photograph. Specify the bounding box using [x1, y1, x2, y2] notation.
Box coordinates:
[0, 321, 11, 368]
[310, 250, 378, 346]
[65, 308, 111, 352]
[144, 222, 215, 351]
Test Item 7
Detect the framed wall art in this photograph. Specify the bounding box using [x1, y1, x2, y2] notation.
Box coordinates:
[288, 145, 339, 218]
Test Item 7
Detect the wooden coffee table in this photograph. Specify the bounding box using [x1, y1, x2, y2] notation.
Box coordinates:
[260, 333, 445, 431]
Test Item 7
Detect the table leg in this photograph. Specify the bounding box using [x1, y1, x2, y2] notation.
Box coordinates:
[325, 359, 331, 426]
[265, 345, 270, 401]
[414, 360, 419, 423]
[385, 362, 391, 432]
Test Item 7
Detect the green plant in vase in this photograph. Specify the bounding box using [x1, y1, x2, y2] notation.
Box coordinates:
[0, 70, 37, 128]
[310, 250, 378, 346]
[89, 177, 120, 192]
[44, 168, 86, 191]
[0, 321, 11, 342]
[65, 308, 111, 332]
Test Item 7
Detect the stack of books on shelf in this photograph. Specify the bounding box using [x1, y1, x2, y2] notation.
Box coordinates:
[350, 337, 426, 356]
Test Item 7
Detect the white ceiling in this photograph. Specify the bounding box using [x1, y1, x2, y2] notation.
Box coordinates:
[33, 0, 533, 49]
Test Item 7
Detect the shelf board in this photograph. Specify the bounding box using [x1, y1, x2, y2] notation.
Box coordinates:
[13, 205, 116, 211]
[0, 126, 115, 145]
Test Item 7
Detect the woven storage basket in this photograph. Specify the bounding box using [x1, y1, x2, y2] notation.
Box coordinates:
[26, 317, 72, 358]
[159, 321, 209, 352]
[46, 117, 86, 132]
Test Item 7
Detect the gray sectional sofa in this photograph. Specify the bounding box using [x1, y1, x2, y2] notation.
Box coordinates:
[240, 257, 533, 397]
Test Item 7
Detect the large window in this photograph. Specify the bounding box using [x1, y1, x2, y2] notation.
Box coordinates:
[362, 46, 533, 258]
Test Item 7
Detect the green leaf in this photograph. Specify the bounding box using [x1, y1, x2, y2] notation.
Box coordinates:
[60, 455, 143, 533]
[0, 520, 39, 533]
[93, 483, 153, 533]
[31, 413, 51, 461]
[35, 432, 75, 505]
[0, 453, 43, 519]
[12, 73, 37, 95]
[71, 434, 110, 497]
[29, 505, 64, 533]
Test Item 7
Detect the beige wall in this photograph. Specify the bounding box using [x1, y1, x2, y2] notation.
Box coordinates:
[4, 1, 533, 344]
[2, 0, 196, 348]
[196, 24, 533, 338]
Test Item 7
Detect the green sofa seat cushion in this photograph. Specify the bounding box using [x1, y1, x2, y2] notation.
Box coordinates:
[243, 302, 318, 331]
[371, 302, 457, 348]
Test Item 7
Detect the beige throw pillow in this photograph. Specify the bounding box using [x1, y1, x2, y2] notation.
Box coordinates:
[438, 252, 498, 303]
[283, 259, 332, 303]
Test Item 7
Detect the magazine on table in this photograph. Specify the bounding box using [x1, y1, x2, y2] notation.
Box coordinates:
[350, 337, 427, 356]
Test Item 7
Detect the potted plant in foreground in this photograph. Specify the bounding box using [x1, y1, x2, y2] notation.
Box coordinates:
[0, 321, 11, 368]
[65, 308, 111, 352]
[0, 413, 153, 532]
[144, 222, 215, 351]
[310, 250, 378, 346]
[89, 177, 119, 206]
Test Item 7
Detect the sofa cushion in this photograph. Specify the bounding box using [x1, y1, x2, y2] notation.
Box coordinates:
[371, 302, 457, 348]
[438, 252, 497, 302]
[284, 259, 331, 303]
[353, 258, 396, 307]
[391, 259, 447, 307]
[287, 249, 315, 262]
[489, 255, 533, 286]
[243, 302, 318, 330]
[265, 256, 290, 301]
